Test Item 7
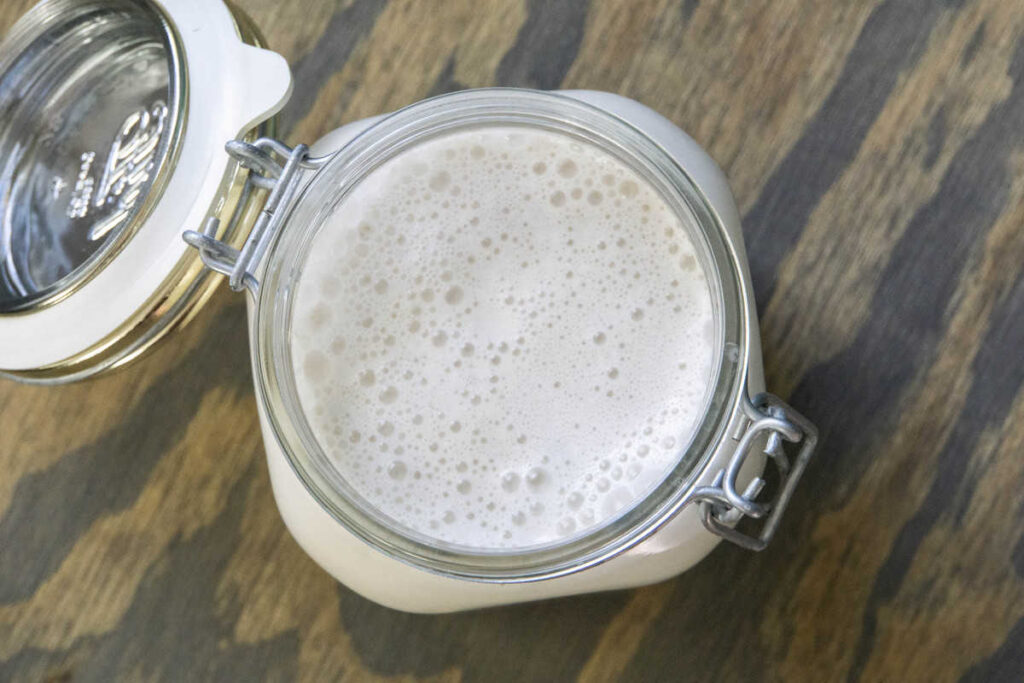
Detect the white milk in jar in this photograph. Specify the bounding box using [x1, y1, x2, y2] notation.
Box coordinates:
[290, 126, 716, 550]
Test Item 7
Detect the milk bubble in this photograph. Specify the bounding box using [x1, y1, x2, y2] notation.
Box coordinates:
[290, 125, 716, 549]
[525, 467, 546, 488]
[501, 472, 520, 492]
[387, 461, 407, 480]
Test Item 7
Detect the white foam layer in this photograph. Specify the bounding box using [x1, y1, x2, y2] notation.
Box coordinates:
[290, 125, 717, 550]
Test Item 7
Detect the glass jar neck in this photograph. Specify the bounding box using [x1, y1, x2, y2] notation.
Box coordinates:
[253, 89, 750, 581]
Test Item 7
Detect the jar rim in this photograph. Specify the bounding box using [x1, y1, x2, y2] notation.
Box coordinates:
[253, 88, 752, 582]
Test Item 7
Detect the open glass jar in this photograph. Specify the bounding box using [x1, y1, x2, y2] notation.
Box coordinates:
[0, 0, 817, 612]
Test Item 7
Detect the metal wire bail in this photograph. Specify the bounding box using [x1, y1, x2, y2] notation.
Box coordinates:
[691, 393, 818, 551]
[183, 137, 330, 293]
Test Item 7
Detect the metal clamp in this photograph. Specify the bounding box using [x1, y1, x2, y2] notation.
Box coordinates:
[183, 138, 330, 293]
[692, 393, 818, 551]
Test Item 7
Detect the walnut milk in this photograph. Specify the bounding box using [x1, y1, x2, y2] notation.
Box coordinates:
[0, 0, 817, 612]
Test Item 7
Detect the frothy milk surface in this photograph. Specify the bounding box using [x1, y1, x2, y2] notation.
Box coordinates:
[290, 125, 717, 549]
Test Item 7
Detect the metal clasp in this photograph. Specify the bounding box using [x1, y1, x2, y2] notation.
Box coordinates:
[692, 393, 817, 551]
[183, 138, 330, 293]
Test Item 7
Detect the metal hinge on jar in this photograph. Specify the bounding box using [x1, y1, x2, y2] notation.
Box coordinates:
[183, 138, 330, 293]
[691, 393, 818, 551]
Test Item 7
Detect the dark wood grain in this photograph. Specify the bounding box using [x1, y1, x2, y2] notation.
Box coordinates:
[2, 0, 1024, 681]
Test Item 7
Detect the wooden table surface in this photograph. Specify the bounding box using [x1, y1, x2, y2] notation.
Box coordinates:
[3, 0, 1024, 681]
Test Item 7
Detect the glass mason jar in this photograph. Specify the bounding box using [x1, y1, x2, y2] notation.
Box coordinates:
[0, 0, 817, 613]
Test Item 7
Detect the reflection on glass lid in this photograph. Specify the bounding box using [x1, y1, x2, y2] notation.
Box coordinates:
[0, 0, 181, 312]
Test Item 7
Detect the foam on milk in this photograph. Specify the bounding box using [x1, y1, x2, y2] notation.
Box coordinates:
[290, 125, 717, 549]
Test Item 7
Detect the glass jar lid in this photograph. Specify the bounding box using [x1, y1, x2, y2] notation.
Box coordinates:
[0, 0, 183, 312]
[0, 0, 291, 381]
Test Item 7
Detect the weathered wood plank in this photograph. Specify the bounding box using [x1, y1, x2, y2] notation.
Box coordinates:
[1, 0, 1023, 681]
